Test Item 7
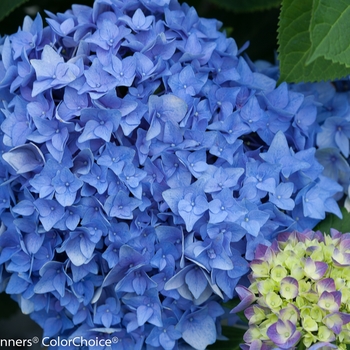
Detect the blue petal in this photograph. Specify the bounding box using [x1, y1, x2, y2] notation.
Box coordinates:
[53, 272, 66, 297]
[80, 236, 95, 259]
[56, 191, 77, 207]
[43, 317, 62, 337]
[3, 143, 45, 174]
[178, 207, 201, 232]
[66, 212, 80, 231]
[34, 199, 65, 231]
[185, 267, 207, 299]
[12, 200, 36, 216]
[6, 273, 29, 294]
[101, 313, 113, 328]
[34, 270, 55, 294]
[164, 265, 193, 291]
[179, 313, 216, 349]
[132, 275, 147, 295]
[137, 305, 153, 326]
[24, 232, 44, 255]
[65, 238, 89, 266]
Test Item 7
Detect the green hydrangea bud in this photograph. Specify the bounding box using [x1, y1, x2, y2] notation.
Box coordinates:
[245, 305, 267, 325]
[265, 291, 283, 310]
[279, 304, 299, 324]
[310, 305, 323, 323]
[257, 279, 277, 296]
[280, 277, 298, 300]
[302, 315, 318, 332]
[250, 260, 270, 278]
[270, 265, 288, 282]
[317, 325, 335, 343]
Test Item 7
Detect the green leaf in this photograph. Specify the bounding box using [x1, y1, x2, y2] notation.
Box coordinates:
[207, 325, 246, 350]
[207, 0, 281, 13]
[314, 207, 350, 234]
[307, 0, 350, 67]
[278, 0, 350, 83]
[0, 0, 29, 22]
[297, 341, 306, 350]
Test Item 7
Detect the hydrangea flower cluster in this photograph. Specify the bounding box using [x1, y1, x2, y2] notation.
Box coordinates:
[232, 229, 350, 350]
[0, 0, 347, 348]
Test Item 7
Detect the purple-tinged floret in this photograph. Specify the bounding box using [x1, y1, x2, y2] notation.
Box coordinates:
[266, 319, 301, 349]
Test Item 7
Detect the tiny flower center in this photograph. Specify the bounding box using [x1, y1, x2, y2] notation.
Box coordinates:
[207, 249, 216, 259]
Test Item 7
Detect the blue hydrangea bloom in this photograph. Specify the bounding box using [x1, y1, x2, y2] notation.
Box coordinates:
[0, 0, 348, 349]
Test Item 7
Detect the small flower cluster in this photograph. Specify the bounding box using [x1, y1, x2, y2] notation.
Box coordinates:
[0, 0, 347, 348]
[232, 229, 350, 350]
[290, 79, 350, 205]
[257, 63, 350, 205]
